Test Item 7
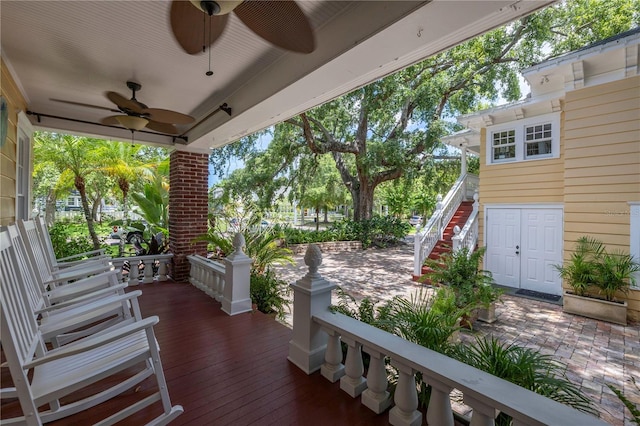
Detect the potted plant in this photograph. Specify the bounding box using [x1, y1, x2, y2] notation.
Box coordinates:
[555, 236, 639, 325]
[421, 246, 502, 326]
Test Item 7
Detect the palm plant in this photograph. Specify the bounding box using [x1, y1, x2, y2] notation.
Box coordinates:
[422, 246, 502, 315]
[451, 337, 596, 425]
[594, 249, 640, 302]
[555, 236, 639, 301]
[554, 236, 604, 296]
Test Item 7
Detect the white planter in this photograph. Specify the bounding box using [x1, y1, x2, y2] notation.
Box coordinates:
[477, 303, 497, 323]
[563, 291, 628, 325]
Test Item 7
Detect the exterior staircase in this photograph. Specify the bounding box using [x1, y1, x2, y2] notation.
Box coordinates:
[414, 201, 474, 279]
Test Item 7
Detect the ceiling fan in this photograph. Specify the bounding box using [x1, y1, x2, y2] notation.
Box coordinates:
[100, 81, 195, 135]
[170, 0, 316, 56]
[53, 81, 195, 135]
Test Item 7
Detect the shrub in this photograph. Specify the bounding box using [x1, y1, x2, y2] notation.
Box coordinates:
[451, 337, 596, 425]
[250, 268, 290, 321]
[48, 221, 98, 259]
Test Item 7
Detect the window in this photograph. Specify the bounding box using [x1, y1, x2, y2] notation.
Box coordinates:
[492, 130, 516, 161]
[16, 112, 33, 220]
[525, 123, 552, 158]
[486, 113, 560, 165]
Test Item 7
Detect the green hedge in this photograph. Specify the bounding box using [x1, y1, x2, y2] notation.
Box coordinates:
[277, 216, 411, 249]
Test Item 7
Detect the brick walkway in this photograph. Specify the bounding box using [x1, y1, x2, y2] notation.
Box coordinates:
[273, 240, 640, 425]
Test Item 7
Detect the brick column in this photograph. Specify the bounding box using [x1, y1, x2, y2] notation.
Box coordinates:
[169, 150, 209, 281]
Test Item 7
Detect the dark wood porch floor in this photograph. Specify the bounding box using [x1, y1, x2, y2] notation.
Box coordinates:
[2, 282, 394, 425]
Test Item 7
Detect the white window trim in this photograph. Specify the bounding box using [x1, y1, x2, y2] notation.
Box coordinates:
[16, 111, 34, 220]
[629, 201, 640, 289]
[486, 112, 560, 165]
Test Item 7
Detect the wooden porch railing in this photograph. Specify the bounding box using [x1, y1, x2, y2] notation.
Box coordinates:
[289, 245, 607, 426]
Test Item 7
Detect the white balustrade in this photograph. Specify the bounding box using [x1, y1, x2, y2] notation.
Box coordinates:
[291, 246, 607, 426]
[111, 253, 173, 285]
[452, 190, 480, 253]
[188, 254, 225, 300]
[187, 233, 252, 316]
[414, 173, 479, 275]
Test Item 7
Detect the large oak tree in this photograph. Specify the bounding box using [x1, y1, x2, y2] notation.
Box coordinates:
[210, 0, 639, 220]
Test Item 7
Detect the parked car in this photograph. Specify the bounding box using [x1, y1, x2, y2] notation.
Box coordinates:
[409, 215, 423, 226]
[110, 226, 144, 244]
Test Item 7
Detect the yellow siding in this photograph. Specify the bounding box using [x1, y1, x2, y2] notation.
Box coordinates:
[563, 75, 640, 321]
[563, 76, 640, 253]
[1, 58, 27, 226]
[477, 116, 566, 248]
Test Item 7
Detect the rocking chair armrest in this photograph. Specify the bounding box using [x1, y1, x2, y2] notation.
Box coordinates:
[36, 283, 130, 314]
[24, 316, 159, 369]
[51, 258, 112, 274]
[44, 264, 116, 286]
[56, 254, 111, 268]
[56, 249, 107, 262]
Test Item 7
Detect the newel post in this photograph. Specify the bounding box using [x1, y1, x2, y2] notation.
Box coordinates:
[288, 244, 336, 374]
[221, 233, 253, 315]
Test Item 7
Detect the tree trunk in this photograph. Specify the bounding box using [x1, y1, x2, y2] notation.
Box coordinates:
[45, 190, 56, 227]
[323, 208, 328, 223]
[91, 197, 100, 223]
[119, 187, 128, 257]
[75, 176, 101, 250]
[315, 209, 320, 231]
[352, 182, 375, 220]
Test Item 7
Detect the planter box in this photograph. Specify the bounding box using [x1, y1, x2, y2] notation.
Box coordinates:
[563, 292, 628, 325]
[477, 303, 497, 323]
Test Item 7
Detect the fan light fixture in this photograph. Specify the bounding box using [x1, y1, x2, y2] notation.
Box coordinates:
[115, 115, 149, 131]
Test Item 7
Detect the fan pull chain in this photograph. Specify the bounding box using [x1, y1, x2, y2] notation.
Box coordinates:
[206, 15, 213, 76]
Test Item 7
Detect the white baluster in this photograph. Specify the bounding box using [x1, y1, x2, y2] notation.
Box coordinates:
[143, 259, 154, 283]
[361, 347, 391, 414]
[340, 337, 367, 397]
[426, 379, 454, 426]
[215, 273, 224, 301]
[465, 394, 497, 426]
[130, 261, 140, 286]
[389, 361, 421, 426]
[158, 258, 168, 281]
[321, 329, 345, 383]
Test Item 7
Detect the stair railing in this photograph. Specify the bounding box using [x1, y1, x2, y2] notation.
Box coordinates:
[413, 173, 478, 276]
[452, 190, 479, 253]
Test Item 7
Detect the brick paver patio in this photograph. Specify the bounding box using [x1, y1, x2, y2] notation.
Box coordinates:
[274, 239, 640, 425]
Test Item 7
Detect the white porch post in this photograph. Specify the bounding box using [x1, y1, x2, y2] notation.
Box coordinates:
[288, 244, 336, 374]
[460, 141, 468, 176]
[221, 233, 252, 315]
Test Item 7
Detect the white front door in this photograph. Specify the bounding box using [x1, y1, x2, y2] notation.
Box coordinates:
[485, 207, 563, 295]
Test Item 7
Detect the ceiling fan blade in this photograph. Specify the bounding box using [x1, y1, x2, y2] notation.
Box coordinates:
[100, 115, 121, 126]
[50, 98, 120, 113]
[146, 120, 179, 135]
[105, 91, 145, 114]
[170, 1, 229, 55]
[143, 108, 195, 125]
[234, 1, 315, 54]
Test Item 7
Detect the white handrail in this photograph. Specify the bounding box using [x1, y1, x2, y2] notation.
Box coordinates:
[414, 173, 478, 276]
[452, 191, 480, 253]
[313, 310, 606, 426]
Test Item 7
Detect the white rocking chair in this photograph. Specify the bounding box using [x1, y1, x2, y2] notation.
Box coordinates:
[0, 227, 183, 425]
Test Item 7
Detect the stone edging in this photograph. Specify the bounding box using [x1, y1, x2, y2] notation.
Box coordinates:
[287, 240, 362, 255]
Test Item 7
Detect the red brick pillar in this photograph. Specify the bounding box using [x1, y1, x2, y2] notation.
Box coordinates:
[169, 150, 209, 281]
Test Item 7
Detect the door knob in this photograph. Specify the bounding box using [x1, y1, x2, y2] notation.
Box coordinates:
[515, 245, 519, 255]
